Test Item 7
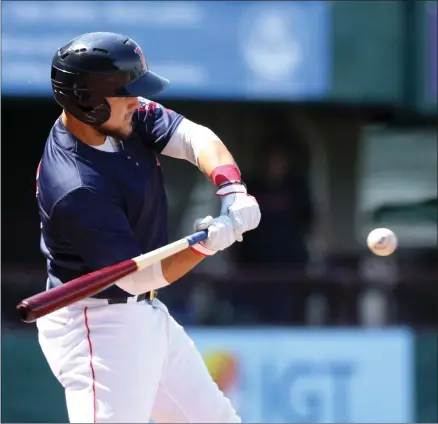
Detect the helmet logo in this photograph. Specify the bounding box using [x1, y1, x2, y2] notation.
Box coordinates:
[134, 47, 147, 71]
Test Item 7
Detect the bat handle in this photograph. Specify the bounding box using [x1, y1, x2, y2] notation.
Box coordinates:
[186, 230, 208, 246]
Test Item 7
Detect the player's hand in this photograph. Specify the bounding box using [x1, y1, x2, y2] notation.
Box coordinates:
[190, 215, 238, 257]
[216, 182, 261, 241]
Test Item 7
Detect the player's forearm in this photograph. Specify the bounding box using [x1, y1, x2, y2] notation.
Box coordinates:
[197, 140, 238, 180]
[160, 248, 205, 283]
[114, 249, 204, 294]
[161, 119, 241, 182]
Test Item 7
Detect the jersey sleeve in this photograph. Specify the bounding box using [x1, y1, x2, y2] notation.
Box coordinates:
[133, 96, 184, 153]
[51, 187, 142, 270]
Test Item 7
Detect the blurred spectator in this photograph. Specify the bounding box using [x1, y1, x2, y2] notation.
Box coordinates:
[233, 126, 314, 271]
[227, 123, 316, 325]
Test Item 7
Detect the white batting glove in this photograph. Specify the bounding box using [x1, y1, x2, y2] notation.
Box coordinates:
[216, 182, 261, 241]
[190, 215, 238, 257]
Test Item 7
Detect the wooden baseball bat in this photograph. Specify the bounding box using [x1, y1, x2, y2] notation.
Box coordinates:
[17, 230, 208, 323]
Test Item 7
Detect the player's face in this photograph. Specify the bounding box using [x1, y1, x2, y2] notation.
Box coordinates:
[96, 97, 140, 140]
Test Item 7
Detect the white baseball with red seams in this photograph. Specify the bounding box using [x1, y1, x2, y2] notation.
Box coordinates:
[367, 228, 398, 256]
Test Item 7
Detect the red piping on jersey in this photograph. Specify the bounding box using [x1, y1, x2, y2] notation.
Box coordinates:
[137, 101, 158, 115]
[36, 160, 42, 197]
[84, 307, 97, 423]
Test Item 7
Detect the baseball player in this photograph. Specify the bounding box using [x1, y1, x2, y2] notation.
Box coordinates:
[35, 32, 261, 423]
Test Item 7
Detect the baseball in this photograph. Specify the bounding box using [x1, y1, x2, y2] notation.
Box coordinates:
[367, 228, 398, 256]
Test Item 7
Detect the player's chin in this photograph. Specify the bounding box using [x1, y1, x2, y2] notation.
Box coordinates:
[99, 123, 133, 140]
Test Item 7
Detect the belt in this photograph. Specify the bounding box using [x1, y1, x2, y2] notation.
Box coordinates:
[106, 290, 157, 305]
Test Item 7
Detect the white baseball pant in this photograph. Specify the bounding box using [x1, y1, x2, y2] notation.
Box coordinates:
[36, 296, 241, 423]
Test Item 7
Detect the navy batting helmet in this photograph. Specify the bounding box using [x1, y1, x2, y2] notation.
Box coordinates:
[51, 32, 169, 125]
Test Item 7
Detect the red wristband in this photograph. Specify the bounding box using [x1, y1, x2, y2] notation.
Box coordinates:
[210, 164, 241, 186]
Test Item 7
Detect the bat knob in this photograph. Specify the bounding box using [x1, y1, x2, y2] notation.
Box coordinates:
[16, 301, 35, 323]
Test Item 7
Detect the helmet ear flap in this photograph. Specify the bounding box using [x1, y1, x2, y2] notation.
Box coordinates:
[71, 84, 111, 125]
[73, 83, 92, 109]
[79, 98, 111, 125]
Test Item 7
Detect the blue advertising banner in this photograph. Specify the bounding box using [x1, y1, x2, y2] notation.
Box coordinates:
[1, 1, 331, 100]
[1, 328, 414, 423]
[188, 328, 414, 423]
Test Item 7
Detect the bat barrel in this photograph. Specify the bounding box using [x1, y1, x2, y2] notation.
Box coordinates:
[16, 259, 139, 323]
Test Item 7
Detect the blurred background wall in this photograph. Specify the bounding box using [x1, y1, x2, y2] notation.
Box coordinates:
[1, 1, 437, 423]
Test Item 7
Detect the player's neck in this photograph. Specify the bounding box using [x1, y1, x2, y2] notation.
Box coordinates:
[61, 111, 106, 147]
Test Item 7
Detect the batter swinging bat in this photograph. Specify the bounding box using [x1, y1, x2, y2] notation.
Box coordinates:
[17, 230, 208, 323]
